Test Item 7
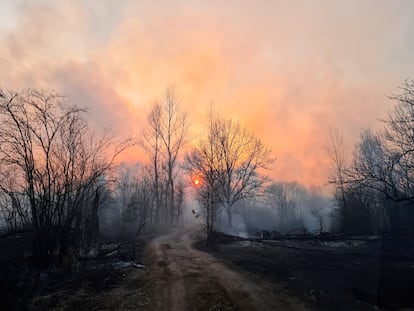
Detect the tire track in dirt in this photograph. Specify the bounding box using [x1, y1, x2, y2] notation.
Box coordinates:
[147, 227, 310, 311]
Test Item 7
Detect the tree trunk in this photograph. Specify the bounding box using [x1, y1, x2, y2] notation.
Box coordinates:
[226, 206, 233, 228]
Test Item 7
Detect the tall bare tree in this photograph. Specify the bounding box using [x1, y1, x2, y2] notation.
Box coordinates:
[327, 127, 350, 230]
[185, 116, 221, 237]
[186, 114, 273, 232]
[139, 86, 188, 228]
[140, 104, 163, 228]
[159, 87, 188, 226]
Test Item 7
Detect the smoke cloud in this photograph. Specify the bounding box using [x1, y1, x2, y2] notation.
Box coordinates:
[1, 0, 414, 187]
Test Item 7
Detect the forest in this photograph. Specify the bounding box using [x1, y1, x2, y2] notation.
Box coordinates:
[2, 1, 414, 310]
[0, 81, 414, 310]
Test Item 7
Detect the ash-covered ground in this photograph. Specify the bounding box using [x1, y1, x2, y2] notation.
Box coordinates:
[0, 237, 154, 311]
[199, 233, 414, 310]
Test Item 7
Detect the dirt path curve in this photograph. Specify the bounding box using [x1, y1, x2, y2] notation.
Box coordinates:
[146, 226, 309, 311]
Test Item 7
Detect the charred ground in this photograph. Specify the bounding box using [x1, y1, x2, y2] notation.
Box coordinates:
[0, 234, 153, 311]
[197, 232, 414, 311]
[1, 228, 414, 311]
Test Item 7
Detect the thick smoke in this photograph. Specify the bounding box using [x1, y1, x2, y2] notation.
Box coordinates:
[229, 182, 333, 236]
[186, 181, 334, 238]
[217, 211, 249, 238]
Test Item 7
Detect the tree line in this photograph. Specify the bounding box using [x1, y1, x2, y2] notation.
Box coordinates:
[329, 80, 414, 235]
[0, 86, 272, 266]
[2, 80, 414, 268]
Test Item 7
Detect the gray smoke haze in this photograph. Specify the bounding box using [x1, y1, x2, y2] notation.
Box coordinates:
[220, 182, 334, 237]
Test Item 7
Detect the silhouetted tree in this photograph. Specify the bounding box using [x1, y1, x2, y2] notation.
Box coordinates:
[329, 80, 414, 235]
[159, 87, 188, 226]
[327, 127, 351, 232]
[140, 86, 188, 229]
[186, 113, 273, 235]
[140, 104, 164, 228]
[0, 89, 129, 267]
[383, 80, 414, 203]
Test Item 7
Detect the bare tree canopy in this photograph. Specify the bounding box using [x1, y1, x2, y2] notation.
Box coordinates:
[139, 86, 188, 229]
[186, 114, 273, 234]
[0, 89, 130, 267]
[328, 80, 414, 235]
[326, 128, 350, 229]
[383, 80, 414, 202]
[348, 81, 414, 204]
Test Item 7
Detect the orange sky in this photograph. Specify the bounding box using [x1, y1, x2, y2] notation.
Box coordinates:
[1, 0, 414, 189]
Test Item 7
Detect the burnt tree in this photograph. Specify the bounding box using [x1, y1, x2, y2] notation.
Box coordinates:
[0, 89, 129, 267]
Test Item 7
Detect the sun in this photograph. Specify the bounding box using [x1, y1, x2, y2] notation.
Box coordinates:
[194, 179, 200, 186]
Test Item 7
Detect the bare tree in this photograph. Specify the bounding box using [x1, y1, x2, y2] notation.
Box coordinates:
[186, 113, 273, 234]
[308, 187, 328, 233]
[186, 119, 221, 238]
[112, 163, 148, 234]
[348, 81, 414, 205]
[159, 87, 188, 226]
[139, 86, 188, 229]
[0, 89, 130, 267]
[211, 117, 273, 227]
[327, 127, 350, 231]
[265, 181, 308, 233]
[383, 80, 414, 203]
[139, 104, 163, 228]
[352, 130, 394, 232]
[327, 80, 414, 234]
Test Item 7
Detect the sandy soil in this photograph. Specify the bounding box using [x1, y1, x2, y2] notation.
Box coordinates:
[146, 227, 309, 311]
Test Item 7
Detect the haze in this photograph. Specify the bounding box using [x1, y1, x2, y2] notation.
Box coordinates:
[1, 0, 414, 187]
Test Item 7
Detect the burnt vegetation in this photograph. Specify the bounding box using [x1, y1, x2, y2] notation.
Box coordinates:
[0, 90, 130, 267]
[0, 81, 414, 310]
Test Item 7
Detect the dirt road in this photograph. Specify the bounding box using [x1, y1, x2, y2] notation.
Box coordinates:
[146, 227, 309, 311]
